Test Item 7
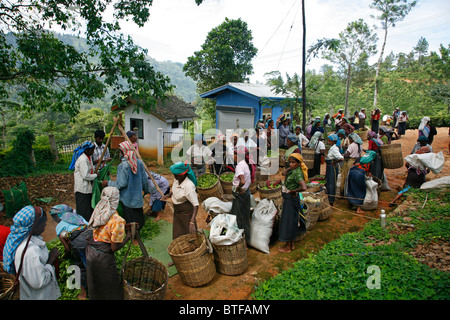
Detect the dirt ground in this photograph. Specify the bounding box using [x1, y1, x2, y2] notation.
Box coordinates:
[1, 127, 449, 300]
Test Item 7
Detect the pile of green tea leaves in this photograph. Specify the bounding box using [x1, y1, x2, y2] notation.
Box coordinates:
[220, 172, 234, 182]
[252, 189, 450, 300]
[259, 180, 282, 190]
[197, 173, 218, 188]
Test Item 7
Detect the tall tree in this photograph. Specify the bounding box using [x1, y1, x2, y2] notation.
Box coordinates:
[183, 18, 258, 117]
[370, 0, 417, 107]
[319, 20, 378, 115]
[0, 0, 210, 117]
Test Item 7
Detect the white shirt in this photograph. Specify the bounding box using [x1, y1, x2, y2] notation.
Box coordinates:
[297, 133, 309, 147]
[74, 153, 97, 194]
[172, 177, 199, 206]
[315, 141, 326, 154]
[326, 144, 344, 161]
[233, 160, 251, 190]
[15, 236, 61, 300]
[186, 144, 213, 165]
[346, 142, 361, 158]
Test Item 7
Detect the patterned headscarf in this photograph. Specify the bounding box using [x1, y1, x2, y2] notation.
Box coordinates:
[2, 206, 41, 274]
[119, 141, 138, 174]
[88, 187, 120, 228]
[49, 204, 86, 226]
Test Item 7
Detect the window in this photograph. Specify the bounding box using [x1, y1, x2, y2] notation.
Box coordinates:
[171, 121, 179, 129]
[130, 118, 144, 139]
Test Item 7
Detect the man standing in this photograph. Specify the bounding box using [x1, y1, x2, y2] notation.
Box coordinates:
[74, 141, 97, 221]
[102, 141, 149, 231]
[92, 129, 111, 170]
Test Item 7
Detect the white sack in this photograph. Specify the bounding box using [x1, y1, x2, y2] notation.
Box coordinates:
[248, 198, 277, 254]
[361, 176, 378, 211]
[201, 197, 233, 214]
[209, 213, 244, 246]
[420, 176, 450, 192]
[404, 151, 444, 174]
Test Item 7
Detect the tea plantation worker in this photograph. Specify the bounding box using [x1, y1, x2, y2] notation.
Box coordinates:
[392, 107, 400, 128]
[278, 153, 308, 253]
[389, 145, 431, 207]
[307, 131, 326, 178]
[325, 134, 344, 206]
[186, 133, 213, 178]
[397, 111, 408, 138]
[277, 115, 291, 148]
[366, 131, 384, 182]
[230, 146, 255, 243]
[310, 118, 324, 138]
[74, 141, 97, 221]
[340, 117, 355, 136]
[86, 187, 132, 300]
[50, 204, 89, 300]
[345, 151, 377, 214]
[294, 125, 309, 149]
[371, 108, 382, 133]
[411, 135, 433, 154]
[102, 141, 149, 232]
[284, 134, 301, 168]
[3, 206, 61, 300]
[146, 171, 170, 222]
[358, 108, 367, 128]
[92, 129, 111, 170]
[162, 162, 199, 241]
[127, 130, 139, 152]
[340, 132, 363, 197]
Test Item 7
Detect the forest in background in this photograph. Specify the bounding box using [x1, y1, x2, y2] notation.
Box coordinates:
[0, 33, 449, 152]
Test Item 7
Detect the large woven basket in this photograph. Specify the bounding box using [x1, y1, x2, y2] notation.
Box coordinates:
[219, 172, 234, 194]
[122, 256, 169, 300]
[212, 237, 248, 276]
[167, 232, 215, 287]
[258, 180, 283, 212]
[0, 262, 19, 300]
[302, 148, 315, 169]
[358, 129, 368, 141]
[380, 144, 403, 169]
[197, 173, 223, 202]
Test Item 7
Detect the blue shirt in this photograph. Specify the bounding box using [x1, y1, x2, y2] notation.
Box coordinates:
[55, 219, 88, 236]
[108, 158, 150, 208]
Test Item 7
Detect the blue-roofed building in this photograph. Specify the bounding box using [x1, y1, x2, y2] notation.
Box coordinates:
[200, 82, 295, 134]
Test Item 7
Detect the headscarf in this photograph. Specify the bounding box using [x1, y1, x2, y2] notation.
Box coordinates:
[418, 135, 429, 142]
[348, 132, 363, 145]
[327, 134, 339, 142]
[360, 150, 377, 164]
[170, 161, 198, 186]
[337, 129, 346, 136]
[88, 187, 120, 228]
[288, 153, 309, 183]
[69, 140, 95, 170]
[2, 206, 42, 274]
[235, 145, 257, 183]
[126, 131, 136, 138]
[308, 131, 323, 149]
[119, 141, 138, 174]
[368, 131, 383, 146]
[287, 133, 298, 144]
[50, 204, 86, 226]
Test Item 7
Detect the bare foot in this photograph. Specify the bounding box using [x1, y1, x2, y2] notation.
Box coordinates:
[154, 213, 163, 222]
[356, 207, 366, 214]
[278, 246, 291, 253]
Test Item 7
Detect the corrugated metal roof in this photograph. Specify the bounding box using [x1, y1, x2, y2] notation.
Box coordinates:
[200, 82, 294, 99]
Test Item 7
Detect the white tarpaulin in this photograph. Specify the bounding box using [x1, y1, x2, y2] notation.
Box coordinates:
[404, 151, 444, 174]
[201, 197, 233, 214]
[420, 176, 450, 192]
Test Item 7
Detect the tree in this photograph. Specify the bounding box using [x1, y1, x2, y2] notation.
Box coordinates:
[183, 18, 258, 117]
[317, 20, 378, 115]
[0, 0, 201, 117]
[370, 0, 417, 107]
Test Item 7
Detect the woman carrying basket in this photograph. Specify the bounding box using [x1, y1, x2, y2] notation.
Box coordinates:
[3, 206, 61, 300]
[85, 187, 133, 300]
[325, 134, 344, 206]
[164, 162, 199, 240]
[278, 153, 308, 253]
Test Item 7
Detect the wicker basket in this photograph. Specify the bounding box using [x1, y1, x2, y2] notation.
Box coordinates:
[219, 172, 234, 194]
[122, 256, 169, 300]
[358, 129, 368, 141]
[197, 173, 223, 202]
[279, 149, 286, 167]
[167, 232, 215, 287]
[0, 262, 19, 300]
[258, 180, 283, 212]
[380, 144, 403, 169]
[302, 148, 315, 169]
[212, 237, 248, 276]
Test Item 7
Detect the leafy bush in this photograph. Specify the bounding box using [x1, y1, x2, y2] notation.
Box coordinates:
[252, 191, 450, 300]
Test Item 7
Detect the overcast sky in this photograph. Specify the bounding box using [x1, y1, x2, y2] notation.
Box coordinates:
[120, 0, 449, 83]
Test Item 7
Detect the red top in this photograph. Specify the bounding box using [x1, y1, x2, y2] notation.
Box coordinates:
[0, 225, 11, 261]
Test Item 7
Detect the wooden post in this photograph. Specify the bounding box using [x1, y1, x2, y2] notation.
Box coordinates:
[94, 117, 119, 174]
[48, 134, 59, 162]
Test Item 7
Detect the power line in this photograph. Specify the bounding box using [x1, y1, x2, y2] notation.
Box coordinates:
[276, 0, 301, 70]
